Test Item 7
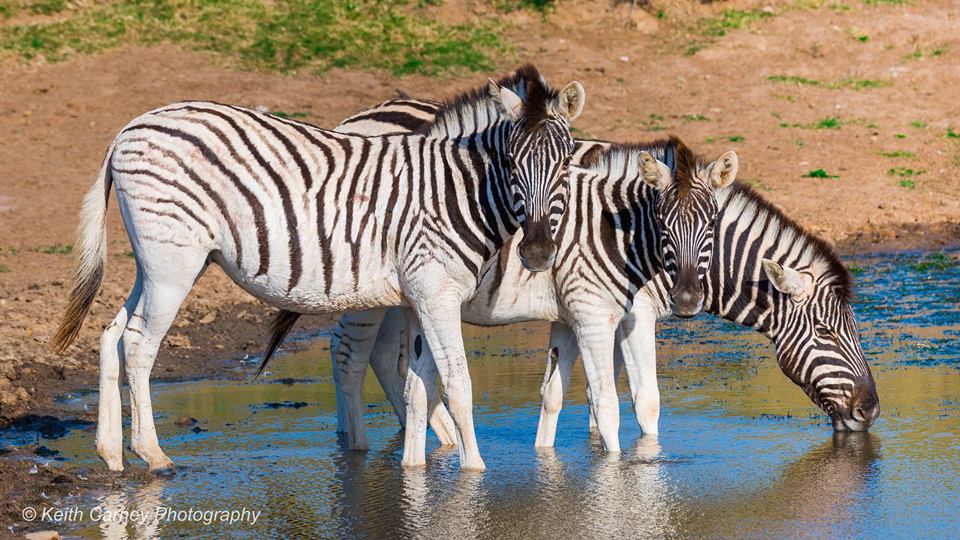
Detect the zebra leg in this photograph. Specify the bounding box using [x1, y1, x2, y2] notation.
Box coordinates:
[368, 308, 407, 427]
[413, 301, 485, 471]
[124, 255, 207, 472]
[401, 315, 442, 468]
[587, 349, 624, 431]
[369, 308, 458, 446]
[618, 304, 660, 436]
[336, 309, 387, 451]
[574, 323, 621, 453]
[96, 274, 143, 471]
[329, 323, 347, 433]
[535, 322, 579, 448]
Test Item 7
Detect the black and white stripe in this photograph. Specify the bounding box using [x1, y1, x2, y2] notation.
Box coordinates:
[53, 66, 586, 472]
[317, 97, 878, 443]
[294, 100, 738, 454]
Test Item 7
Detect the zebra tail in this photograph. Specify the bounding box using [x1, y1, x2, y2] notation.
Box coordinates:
[52, 143, 116, 353]
[253, 310, 302, 380]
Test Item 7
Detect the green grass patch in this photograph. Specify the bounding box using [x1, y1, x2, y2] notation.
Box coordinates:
[879, 150, 915, 158]
[910, 120, 926, 129]
[887, 166, 923, 177]
[684, 8, 772, 56]
[0, 1, 503, 76]
[271, 111, 310, 119]
[898, 179, 916, 188]
[828, 3, 852, 11]
[768, 75, 892, 90]
[847, 264, 865, 275]
[642, 113, 668, 132]
[864, 0, 908, 5]
[0, 264, 9, 273]
[493, 0, 553, 12]
[856, 34, 869, 42]
[728, 135, 744, 142]
[779, 116, 865, 130]
[803, 169, 839, 179]
[682, 114, 710, 122]
[905, 44, 947, 61]
[703, 8, 773, 36]
[815, 116, 841, 129]
[36, 243, 73, 255]
[912, 252, 956, 272]
[947, 128, 960, 139]
[895, 133, 907, 139]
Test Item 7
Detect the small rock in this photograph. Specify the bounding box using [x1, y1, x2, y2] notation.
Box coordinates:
[35, 446, 60, 458]
[25, 532, 61, 540]
[173, 416, 198, 427]
[166, 334, 191, 349]
[199, 312, 216, 325]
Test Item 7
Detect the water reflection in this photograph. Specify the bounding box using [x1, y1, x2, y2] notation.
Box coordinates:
[675, 432, 880, 538]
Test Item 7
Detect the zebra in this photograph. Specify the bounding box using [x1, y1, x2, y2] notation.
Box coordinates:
[51, 65, 587, 472]
[297, 98, 880, 449]
[260, 112, 739, 459]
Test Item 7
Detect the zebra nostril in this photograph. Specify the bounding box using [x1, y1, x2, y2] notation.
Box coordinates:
[854, 407, 866, 421]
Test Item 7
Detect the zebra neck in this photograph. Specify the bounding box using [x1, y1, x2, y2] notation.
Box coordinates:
[442, 125, 521, 252]
[703, 184, 839, 340]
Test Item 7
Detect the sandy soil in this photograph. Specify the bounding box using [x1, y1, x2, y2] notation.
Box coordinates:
[1, 0, 959, 530]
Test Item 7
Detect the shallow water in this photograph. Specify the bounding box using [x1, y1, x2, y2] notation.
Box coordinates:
[11, 250, 960, 539]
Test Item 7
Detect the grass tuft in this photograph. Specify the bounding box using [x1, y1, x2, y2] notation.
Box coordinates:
[36, 243, 74, 255]
[912, 252, 956, 272]
[768, 75, 892, 90]
[684, 8, 772, 56]
[803, 169, 839, 179]
[888, 167, 923, 177]
[879, 150, 915, 158]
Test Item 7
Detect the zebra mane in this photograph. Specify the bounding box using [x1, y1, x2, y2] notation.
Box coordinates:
[416, 64, 557, 137]
[581, 136, 707, 195]
[724, 183, 854, 301]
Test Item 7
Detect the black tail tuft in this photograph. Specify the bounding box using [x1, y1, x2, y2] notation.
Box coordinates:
[253, 310, 302, 381]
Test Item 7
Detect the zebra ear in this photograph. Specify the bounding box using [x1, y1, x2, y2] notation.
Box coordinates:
[639, 151, 673, 191]
[708, 151, 739, 189]
[558, 81, 586, 122]
[488, 79, 523, 121]
[762, 259, 814, 301]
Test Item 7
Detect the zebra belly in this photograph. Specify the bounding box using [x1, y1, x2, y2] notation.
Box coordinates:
[461, 267, 562, 325]
[212, 252, 407, 314]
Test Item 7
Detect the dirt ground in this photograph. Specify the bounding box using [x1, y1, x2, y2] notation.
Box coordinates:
[1, 0, 959, 530]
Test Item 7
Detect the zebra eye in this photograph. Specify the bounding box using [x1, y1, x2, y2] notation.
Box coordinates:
[815, 324, 832, 339]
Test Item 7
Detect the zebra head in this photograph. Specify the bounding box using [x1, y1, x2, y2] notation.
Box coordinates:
[647, 142, 739, 317]
[487, 76, 584, 272]
[761, 259, 880, 431]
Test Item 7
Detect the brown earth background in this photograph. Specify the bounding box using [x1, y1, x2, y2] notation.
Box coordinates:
[1, 0, 959, 529]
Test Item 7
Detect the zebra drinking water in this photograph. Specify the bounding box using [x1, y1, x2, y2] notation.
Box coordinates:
[52, 66, 586, 472]
[300, 97, 879, 450]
